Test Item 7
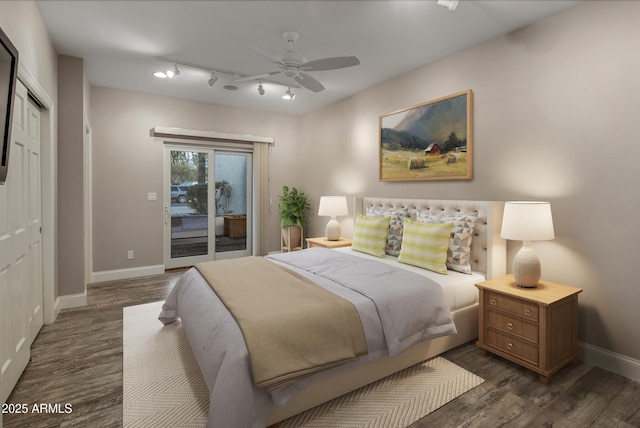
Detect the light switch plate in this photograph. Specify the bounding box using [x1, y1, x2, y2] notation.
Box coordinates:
[147, 192, 157, 201]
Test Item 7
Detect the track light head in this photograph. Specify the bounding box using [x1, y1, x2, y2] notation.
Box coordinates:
[258, 82, 265, 95]
[437, 0, 459, 11]
[282, 87, 295, 100]
[208, 72, 218, 86]
[153, 67, 176, 79]
[173, 63, 180, 76]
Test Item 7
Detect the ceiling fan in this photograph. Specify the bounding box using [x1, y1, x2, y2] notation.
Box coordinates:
[234, 31, 360, 93]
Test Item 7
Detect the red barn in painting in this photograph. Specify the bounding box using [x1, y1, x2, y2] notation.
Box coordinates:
[424, 143, 441, 156]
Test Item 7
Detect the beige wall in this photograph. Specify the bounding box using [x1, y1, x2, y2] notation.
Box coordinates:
[297, 1, 640, 362]
[57, 55, 86, 296]
[0, 1, 57, 99]
[89, 87, 301, 272]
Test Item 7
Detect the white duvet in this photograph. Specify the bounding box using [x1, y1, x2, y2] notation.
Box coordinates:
[159, 248, 459, 428]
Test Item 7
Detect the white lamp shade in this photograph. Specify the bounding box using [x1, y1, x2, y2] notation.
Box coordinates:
[501, 201, 555, 242]
[318, 196, 348, 217]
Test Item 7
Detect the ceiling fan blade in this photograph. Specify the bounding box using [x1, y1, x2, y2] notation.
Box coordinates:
[295, 73, 325, 93]
[301, 56, 360, 71]
[234, 71, 280, 83]
[250, 44, 283, 66]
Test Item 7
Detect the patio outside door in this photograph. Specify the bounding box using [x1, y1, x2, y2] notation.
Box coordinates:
[164, 146, 252, 269]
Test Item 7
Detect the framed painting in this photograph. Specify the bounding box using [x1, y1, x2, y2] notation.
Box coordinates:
[379, 89, 473, 181]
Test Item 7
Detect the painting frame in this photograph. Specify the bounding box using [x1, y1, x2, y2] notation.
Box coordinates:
[379, 89, 473, 182]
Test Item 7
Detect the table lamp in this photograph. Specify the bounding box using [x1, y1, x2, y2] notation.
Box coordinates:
[318, 196, 348, 241]
[500, 201, 555, 288]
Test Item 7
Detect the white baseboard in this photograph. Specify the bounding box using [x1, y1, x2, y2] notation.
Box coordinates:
[90, 264, 165, 284]
[580, 341, 640, 383]
[57, 293, 87, 310]
[52, 297, 61, 321]
[53, 265, 166, 314]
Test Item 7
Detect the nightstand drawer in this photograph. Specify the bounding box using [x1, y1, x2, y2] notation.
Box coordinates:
[486, 310, 538, 343]
[486, 291, 539, 321]
[486, 329, 539, 366]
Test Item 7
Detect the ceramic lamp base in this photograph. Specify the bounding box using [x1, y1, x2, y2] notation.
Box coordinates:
[325, 217, 341, 241]
[513, 241, 541, 288]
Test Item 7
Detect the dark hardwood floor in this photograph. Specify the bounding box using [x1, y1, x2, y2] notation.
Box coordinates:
[4, 270, 639, 427]
[3, 270, 184, 428]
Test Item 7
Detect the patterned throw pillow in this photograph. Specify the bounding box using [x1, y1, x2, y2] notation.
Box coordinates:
[416, 210, 478, 274]
[366, 207, 409, 256]
[398, 220, 453, 274]
[352, 214, 391, 258]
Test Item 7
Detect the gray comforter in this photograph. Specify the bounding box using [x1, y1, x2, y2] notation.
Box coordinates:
[159, 248, 455, 428]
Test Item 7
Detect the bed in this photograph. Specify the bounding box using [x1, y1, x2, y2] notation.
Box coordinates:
[159, 197, 506, 427]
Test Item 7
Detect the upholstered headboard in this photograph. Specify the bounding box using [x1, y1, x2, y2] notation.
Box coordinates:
[355, 197, 506, 279]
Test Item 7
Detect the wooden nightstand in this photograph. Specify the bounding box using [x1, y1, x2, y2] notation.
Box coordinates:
[305, 237, 352, 249]
[475, 274, 582, 384]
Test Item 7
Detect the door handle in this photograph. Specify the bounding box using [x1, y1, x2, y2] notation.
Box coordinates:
[164, 205, 170, 225]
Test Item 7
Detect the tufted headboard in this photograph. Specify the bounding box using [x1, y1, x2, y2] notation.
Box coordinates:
[355, 197, 506, 279]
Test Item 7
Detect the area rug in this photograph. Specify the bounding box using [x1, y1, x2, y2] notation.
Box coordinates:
[123, 301, 484, 427]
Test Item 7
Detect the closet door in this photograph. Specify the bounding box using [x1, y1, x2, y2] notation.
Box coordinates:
[0, 80, 31, 404]
[26, 97, 43, 343]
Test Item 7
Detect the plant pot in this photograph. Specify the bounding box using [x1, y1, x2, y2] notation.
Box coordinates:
[281, 226, 302, 251]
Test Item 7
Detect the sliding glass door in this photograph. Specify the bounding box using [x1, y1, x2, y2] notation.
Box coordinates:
[213, 151, 252, 260]
[164, 146, 252, 269]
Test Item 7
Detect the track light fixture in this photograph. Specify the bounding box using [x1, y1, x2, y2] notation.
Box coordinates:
[153, 58, 302, 96]
[282, 87, 295, 100]
[208, 72, 218, 87]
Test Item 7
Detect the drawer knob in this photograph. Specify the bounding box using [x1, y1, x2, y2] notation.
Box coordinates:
[507, 342, 514, 350]
[489, 299, 497, 306]
[524, 309, 531, 317]
[506, 322, 514, 330]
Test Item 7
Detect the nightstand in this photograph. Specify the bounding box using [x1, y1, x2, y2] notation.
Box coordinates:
[305, 237, 352, 249]
[475, 274, 582, 384]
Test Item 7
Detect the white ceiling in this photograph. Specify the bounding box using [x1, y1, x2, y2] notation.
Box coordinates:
[35, 0, 581, 116]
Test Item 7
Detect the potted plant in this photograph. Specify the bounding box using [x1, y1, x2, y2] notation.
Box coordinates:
[278, 185, 310, 251]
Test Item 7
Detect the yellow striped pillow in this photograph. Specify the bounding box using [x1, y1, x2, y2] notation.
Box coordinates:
[398, 219, 453, 274]
[351, 214, 391, 258]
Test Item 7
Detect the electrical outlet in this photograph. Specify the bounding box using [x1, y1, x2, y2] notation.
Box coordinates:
[127, 250, 134, 260]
